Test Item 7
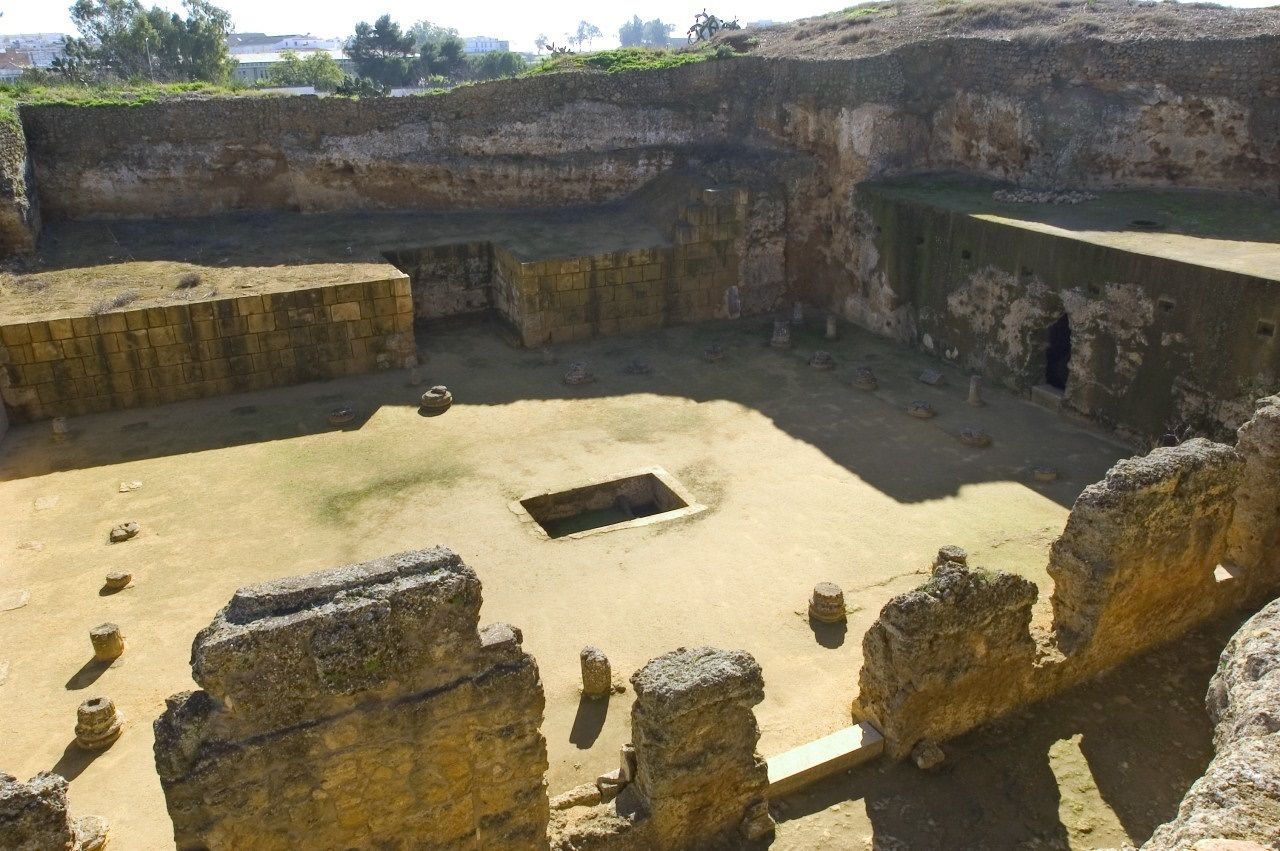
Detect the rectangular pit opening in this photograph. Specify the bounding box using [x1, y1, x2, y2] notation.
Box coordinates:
[514, 468, 703, 539]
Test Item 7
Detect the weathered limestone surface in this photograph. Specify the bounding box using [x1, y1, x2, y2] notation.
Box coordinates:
[153, 547, 550, 850]
[1226, 395, 1280, 601]
[858, 562, 1040, 758]
[1144, 597, 1280, 850]
[0, 119, 39, 256]
[1049, 439, 1244, 656]
[550, 647, 770, 850]
[628, 647, 770, 849]
[859, 409, 1280, 758]
[0, 772, 106, 851]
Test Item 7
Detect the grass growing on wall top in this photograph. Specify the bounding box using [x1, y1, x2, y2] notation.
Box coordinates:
[0, 80, 255, 125]
[524, 46, 722, 76]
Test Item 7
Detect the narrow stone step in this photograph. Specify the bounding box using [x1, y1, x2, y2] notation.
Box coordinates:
[766, 722, 885, 797]
[1031, 383, 1065, 411]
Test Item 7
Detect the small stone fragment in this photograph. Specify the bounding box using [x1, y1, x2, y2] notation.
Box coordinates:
[623, 357, 652, 375]
[911, 739, 945, 770]
[34, 495, 59, 511]
[0, 589, 31, 611]
[75, 697, 123, 750]
[73, 815, 110, 851]
[595, 768, 624, 803]
[851, 367, 877, 391]
[770, 318, 791, 349]
[825, 314, 838, 340]
[580, 646, 612, 699]
[419, 385, 453, 411]
[918, 369, 944, 386]
[563, 362, 595, 385]
[51, 417, 70, 441]
[619, 743, 637, 783]
[809, 582, 847, 623]
[967, 375, 984, 407]
[809, 350, 836, 370]
[725, 285, 742, 320]
[740, 799, 776, 841]
[703, 344, 724, 363]
[108, 522, 139, 544]
[103, 572, 132, 592]
[934, 545, 969, 569]
[90, 623, 125, 662]
[0, 660, 9, 686]
[118, 480, 142, 493]
[908, 400, 936, 419]
[327, 407, 356, 426]
[791, 301, 804, 325]
[959, 427, 992, 447]
[1033, 466, 1059, 483]
[550, 783, 602, 811]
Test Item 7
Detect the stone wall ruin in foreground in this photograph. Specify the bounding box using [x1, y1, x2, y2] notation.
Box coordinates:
[858, 396, 1280, 782]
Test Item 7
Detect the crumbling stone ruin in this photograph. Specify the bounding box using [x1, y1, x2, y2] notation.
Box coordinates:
[857, 395, 1280, 790]
[152, 548, 550, 850]
[1143, 597, 1280, 850]
[0, 772, 107, 851]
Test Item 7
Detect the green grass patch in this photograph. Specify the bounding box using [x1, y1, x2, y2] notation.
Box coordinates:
[0, 79, 260, 125]
[316, 462, 474, 526]
[524, 46, 715, 77]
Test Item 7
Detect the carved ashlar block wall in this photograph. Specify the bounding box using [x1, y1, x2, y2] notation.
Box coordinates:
[858, 395, 1280, 759]
[0, 276, 414, 424]
[153, 548, 550, 850]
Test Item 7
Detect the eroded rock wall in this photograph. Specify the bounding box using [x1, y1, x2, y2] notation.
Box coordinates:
[1143, 597, 1280, 850]
[1226, 395, 1280, 602]
[153, 547, 550, 850]
[859, 412, 1279, 758]
[0, 119, 39, 255]
[0, 772, 105, 851]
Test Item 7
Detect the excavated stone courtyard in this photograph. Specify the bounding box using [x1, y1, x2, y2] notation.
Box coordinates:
[0, 317, 1136, 848]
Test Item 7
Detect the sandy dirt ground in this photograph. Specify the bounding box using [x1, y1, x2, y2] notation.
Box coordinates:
[0, 317, 1141, 849]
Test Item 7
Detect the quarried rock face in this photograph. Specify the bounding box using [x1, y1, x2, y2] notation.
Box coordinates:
[1049, 439, 1244, 656]
[857, 562, 1039, 757]
[1143, 597, 1280, 850]
[153, 547, 549, 850]
[627, 647, 770, 850]
[1226, 395, 1280, 603]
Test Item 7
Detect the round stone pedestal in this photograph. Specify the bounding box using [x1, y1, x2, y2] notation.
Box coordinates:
[75, 697, 123, 750]
[90, 623, 125, 662]
[580, 646, 612, 699]
[809, 351, 836, 370]
[808, 582, 846, 623]
[908, 401, 936, 419]
[420, 385, 453, 411]
[851, 367, 877, 391]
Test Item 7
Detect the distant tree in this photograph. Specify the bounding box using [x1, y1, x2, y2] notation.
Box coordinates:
[346, 14, 419, 87]
[419, 31, 467, 79]
[570, 20, 602, 50]
[58, 0, 234, 82]
[534, 33, 550, 54]
[620, 15, 675, 47]
[467, 51, 527, 81]
[406, 19, 458, 49]
[261, 49, 344, 90]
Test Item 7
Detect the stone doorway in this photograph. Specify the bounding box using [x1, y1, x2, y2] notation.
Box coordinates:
[1045, 313, 1072, 390]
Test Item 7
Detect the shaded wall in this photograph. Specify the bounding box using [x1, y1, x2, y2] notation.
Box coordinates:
[846, 187, 1280, 441]
[0, 276, 414, 423]
[0, 119, 39, 255]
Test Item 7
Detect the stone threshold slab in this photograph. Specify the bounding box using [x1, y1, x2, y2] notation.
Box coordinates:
[766, 721, 885, 797]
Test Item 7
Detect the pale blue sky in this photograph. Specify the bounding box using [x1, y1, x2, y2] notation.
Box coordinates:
[3, 0, 1275, 52]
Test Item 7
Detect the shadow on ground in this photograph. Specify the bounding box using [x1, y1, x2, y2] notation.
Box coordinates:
[0, 316, 1129, 508]
[774, 614, 1243, 850]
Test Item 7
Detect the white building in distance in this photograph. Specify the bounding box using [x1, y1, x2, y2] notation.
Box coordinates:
[463, 36, 509, 55]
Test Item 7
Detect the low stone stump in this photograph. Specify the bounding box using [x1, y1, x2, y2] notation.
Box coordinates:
[967, 375, 985, 407]
[908, 401, 936, 419]
[419, 385, 453, 412]
[702, 344, 724, 363]
[959, 427, 992, 447]
[89, 623, 125, 662]
[770, 319, 791, 349]
[326, 407, 355, 426]
[580, 646, 612, 699]
[809, 351, 836, 370]
[1033, 466, 1059, 483]
[809, 582, 846, 623]
[851, 367, 877, 391]
[75, 697, 123, 750]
